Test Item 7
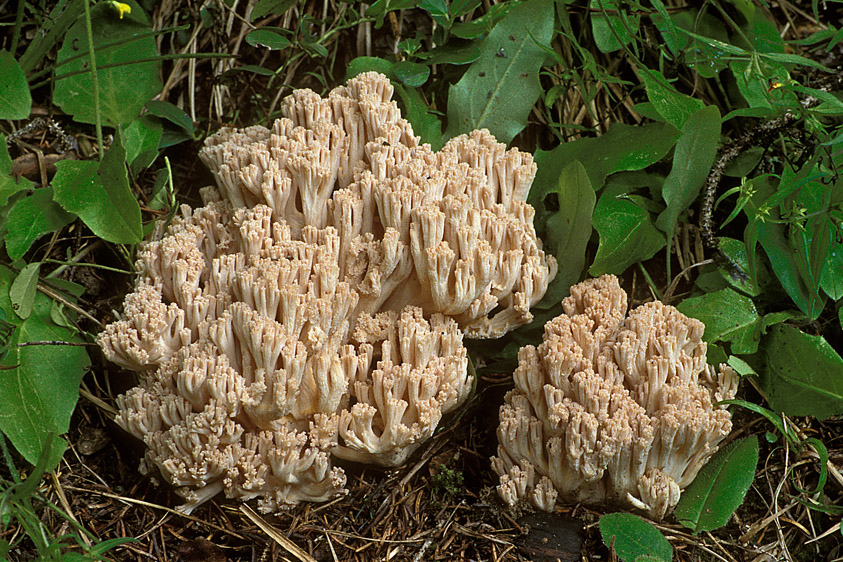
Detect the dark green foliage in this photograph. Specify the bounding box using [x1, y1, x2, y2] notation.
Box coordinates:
[674, 437, 759, 533]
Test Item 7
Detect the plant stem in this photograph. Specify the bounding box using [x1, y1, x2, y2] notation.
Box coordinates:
[82, 0, 104, 160]
[11, 0, 25, 54]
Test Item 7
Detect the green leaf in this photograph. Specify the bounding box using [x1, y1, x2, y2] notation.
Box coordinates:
[445, 0, 554, 144]
[590, 195, 665, 275]
[145, 100, 195, 138]
[758, 218, 825, 320]
[820, 240, 843, 300]
[676, 288, 761, 354]
[394, 84, 443, 151]
[727, 355, 757, 377]
[590, 0, 640, 53]
[5, 188, 76, 261]
[656, 105, 721, 238]
[346, 56, 395, 79]
[0, 265, 89, 469]
[393, 61, 430, 87]
[425, 42, 481, 66]
[52, 135, 142, 244]
[0, 51, 31, 120]
[53, 0, 162, 127]
[531, 122, 678, 205]
[716, 238, 760, 297]
[245, 28, 292, 50]
[760, 324, 843, 420]
[250, 0, 296, 21]
[9, 262, 41, 321]
[674, 436, 759, 533]
[599, 513, 672, 562]
[119, 115, 163, 173]
[640, 68, 704, 129]
[539, 161, 595, 305]
[0, 134, 32, 207]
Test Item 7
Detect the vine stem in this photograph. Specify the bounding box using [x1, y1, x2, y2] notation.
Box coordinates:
[82, 0, 103, 160]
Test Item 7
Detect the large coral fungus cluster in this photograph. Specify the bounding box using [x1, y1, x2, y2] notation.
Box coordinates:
[492, 275, 738, 520]
[98, 72, 556, 513]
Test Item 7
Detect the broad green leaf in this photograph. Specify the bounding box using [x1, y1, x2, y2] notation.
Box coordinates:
[53, 0, 162, 127]
[727, 355, 757, 377]
[656, 105, 721, 238]
[9, 262, 41, 321]
[676, 288, 761, 354]
[0, 265, 89, 469]
[716, 238, 760, 297]
[52, 135, 142, 244]
[445, 0, 554, 144]
[450, 2, 514, 38]
[0, 51, 31, 120]
[722, 147, 764, 177]
[245, 28, 292, 50]
[590, 0, 640, 53]
[729, 59, 786, 110]
[760, 324, 843, 419]
[250, 0, 296, 21]
[819, 240, 843, 300]
[760, 310, 803, 332]
[590, 195, 665, 275]
[0, 134, 32, 207]
[640, 68, 704, 129]
[119, 115, 163, 173]
[346, 56, 395, 79]
[599, 513, 672, 562]
[675, 436, 758, 533]
[393, 61, 430, 87]
[424, 42, 481, 66]
[5, 188, 76, 261]
[539, 161, 595, 306]
[394, 84, 443, 150]
[758, 218, 825, 320]
[531, 121, 679, 207]
[145, 100, 195, 138]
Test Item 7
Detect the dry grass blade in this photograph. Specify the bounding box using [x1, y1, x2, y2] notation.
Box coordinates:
[239, 504, 317, 562]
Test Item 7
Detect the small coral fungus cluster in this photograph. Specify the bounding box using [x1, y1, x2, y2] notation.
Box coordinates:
[98, 72, 556, 512]
[491, 275, 738, 520]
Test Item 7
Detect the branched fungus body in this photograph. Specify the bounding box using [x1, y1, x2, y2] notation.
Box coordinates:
[492, 275, 738, 520]
[99, 73, 555, 512]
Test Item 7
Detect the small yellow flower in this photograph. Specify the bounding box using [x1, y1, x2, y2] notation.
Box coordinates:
[110, 1, 131, 19]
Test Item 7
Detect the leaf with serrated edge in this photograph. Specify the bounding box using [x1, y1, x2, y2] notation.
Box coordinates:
[599, 513, 672, 562]
[760, 324, 843, 419]
[0, 265, 89, 469]
[674, 437, 759, 533]
[445, 0, 554, 144]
